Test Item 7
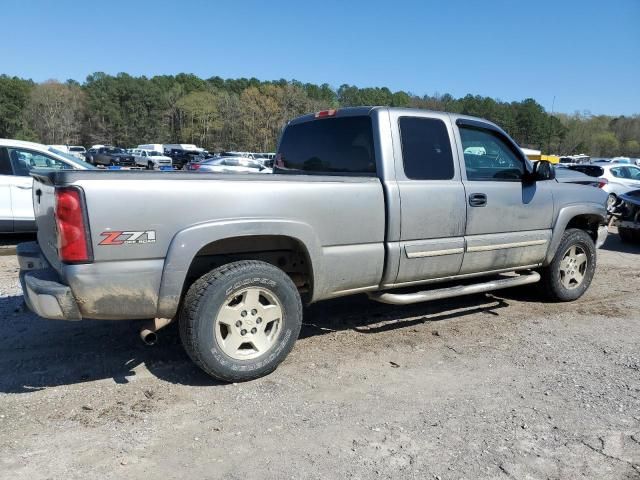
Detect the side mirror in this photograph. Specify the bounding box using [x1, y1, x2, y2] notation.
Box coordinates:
[529, 160, 555, 181]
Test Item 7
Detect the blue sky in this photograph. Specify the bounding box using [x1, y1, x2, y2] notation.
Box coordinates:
[1, 0, 638, 115]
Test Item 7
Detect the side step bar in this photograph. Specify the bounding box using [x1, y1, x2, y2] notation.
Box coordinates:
[367, 271, 540, 305]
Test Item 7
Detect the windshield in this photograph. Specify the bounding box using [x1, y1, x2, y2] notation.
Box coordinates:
[48, 148, 96, 169]
[107, 148, 125, 154]
[148, 151, 163, 157]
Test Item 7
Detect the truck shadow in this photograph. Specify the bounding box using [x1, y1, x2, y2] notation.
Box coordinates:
[600, 231, 640, 254]
[0, 292, 508, 393]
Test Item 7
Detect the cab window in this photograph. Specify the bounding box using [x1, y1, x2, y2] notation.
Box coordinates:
[399, 117, 454, 180]
[459, 126, 525, 181]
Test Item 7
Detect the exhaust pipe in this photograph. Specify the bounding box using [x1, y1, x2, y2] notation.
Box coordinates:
[140, 318, 173, 345]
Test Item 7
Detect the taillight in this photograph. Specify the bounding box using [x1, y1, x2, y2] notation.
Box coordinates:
[314, 109, 337, 118]
[55, 187, 92, 263]
[598, 178, 608, 189]
[191, 163, 200, 170]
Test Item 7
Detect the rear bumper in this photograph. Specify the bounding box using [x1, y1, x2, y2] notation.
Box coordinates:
[17, 242, 82, 320]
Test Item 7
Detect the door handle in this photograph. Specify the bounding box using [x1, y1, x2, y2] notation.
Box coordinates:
[469, 193, 487, 207]
[16, 184, 32, 190]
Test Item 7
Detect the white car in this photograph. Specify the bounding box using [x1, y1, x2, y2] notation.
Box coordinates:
[0, 139, 94, 232]
[133, 149, 173, 169]
[48, 145, 87, 161]
[598, 163, 640, 207]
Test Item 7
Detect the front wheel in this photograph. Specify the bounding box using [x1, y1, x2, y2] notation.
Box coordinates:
[539, 229, 596, 302]
[179, 260, 302, 382]
[607, 193, 618, 210]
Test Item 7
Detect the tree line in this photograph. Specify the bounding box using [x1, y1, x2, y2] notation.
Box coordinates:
[0, 73, 638, 157]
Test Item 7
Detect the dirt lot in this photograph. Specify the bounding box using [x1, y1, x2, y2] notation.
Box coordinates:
[0, 231, 639, 480]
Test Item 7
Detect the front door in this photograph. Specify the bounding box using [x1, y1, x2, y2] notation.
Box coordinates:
[454, 121, 553, 274]
[392, 111, 467, 286]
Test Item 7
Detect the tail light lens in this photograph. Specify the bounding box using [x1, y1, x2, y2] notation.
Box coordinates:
[191, 163, 200, 170]
[55, 187, 92, 263]
[598, 178, 608, 189]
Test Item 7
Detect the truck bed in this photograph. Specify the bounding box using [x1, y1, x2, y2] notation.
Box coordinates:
[31, 170, 387, 319]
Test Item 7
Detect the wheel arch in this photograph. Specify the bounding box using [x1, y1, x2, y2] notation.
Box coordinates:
[156, 219, 321, 318]
[543, 203, 606, 265]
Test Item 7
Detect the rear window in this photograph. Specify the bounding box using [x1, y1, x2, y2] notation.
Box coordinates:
[275, 116, 376, 175]
[399, 117, 454, 180]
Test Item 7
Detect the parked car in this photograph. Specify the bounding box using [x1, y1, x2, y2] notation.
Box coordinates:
[133, 149, 173, 169]
[187, 157, 270, 173]
[0, 139, 94, 232]
[166, 148, 202, 170]
[612, 189, 640, 242]
[597, 163, 640, 208]
[86, 147, 135, 167]
[138, 144, 166, 154]
[49, 145, 86, 161]
[18, 107, 608, 382]
[554, 167, 604, 188]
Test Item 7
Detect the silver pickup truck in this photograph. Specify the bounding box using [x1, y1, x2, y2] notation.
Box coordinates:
[18, 107, 608, 382]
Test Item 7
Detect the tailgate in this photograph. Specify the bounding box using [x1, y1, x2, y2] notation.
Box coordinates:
[31, 173, 63, 273]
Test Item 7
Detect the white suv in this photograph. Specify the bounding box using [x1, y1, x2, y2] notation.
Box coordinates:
[0, 139, 94, 232]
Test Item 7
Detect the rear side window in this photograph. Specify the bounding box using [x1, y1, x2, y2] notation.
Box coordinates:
[0, 148, 13, 175]
[399, 117, 454, 180]
[275, 116, 376, 175]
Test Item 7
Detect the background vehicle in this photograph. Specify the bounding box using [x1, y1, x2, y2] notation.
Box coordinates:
[49, 145, 86, 161]
[553, 167, 604, 188]
[166, 148, 202, 169]
[187, 157, 269, 173]
[612, 189, 640, 242]
[0, 139, 94, 232]
[87, 147, 136, 167]
[598, 163, 640, 208]
[133, 149, 173, 169]
[138, 144, 165, 153]
[19, 107, 607, 382]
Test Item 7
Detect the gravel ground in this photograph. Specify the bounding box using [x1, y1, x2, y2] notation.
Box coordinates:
[0, 231, 638, 479]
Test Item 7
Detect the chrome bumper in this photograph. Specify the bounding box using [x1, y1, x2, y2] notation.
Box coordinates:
[17, 242, 82, 320]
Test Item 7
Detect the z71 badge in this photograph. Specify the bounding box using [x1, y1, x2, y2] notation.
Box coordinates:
[99, 230, 156, 245]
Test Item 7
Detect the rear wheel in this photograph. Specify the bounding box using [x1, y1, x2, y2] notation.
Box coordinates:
[179, 260, 302, 382]
[607, 193, 618, 210]
[147, 161, 154, 170]
[539, 229, 596, 301]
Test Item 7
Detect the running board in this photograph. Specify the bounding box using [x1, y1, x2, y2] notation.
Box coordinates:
[367, 272, 541, 305]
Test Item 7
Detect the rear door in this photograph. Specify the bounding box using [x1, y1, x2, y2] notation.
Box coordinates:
[453, 119, 553, 274]
[390, 111, 467, 285]
[0, 148, 15, 232]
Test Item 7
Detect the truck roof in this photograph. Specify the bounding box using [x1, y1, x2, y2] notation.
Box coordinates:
[288, 107, 503, 132]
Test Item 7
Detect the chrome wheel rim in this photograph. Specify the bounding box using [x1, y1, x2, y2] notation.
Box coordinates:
[607, 194, 617, 209]
[215, 287, 283, 360]
[559, 245, 588, 290]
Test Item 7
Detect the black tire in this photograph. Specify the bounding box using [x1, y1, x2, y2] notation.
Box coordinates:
[539, 228, 596, 302]
[619, 227, 634, 243]
[147, 161, 154, 170]
[606, 193, 617, 210]
[179, 260, 302, 382]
